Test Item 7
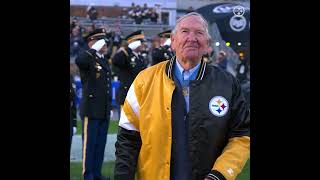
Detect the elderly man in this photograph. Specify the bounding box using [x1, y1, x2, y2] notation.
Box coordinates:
[114, 12, 250, 180]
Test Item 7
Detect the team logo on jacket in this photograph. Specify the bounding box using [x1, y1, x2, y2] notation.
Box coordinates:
[209, 96, 229, 117]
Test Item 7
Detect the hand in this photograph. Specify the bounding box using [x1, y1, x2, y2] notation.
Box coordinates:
[91, 39, 106, 52]
[73, 127, 77, 135]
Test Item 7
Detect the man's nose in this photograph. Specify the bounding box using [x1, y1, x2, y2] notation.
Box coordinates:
[186, 32, 198, 42]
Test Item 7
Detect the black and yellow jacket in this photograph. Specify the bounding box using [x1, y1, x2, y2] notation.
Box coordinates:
[114, 57, 250, 180]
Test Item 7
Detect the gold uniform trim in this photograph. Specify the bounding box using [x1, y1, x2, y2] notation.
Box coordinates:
[89, 33, 106, 39]
[82, 117, 89, 175]
[127, 34, 145, 43]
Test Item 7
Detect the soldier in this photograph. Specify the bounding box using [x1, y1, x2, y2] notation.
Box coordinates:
[75, 28, 112, 180]
[152, 29, 174, 65]
[112, 30, 147, 107]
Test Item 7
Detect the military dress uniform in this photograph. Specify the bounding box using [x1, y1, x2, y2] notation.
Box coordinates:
[152, 45, 174, 65]
[112, 30, 147, 105]
[152, 30, 174, 65]
[75, 29, 112, 180]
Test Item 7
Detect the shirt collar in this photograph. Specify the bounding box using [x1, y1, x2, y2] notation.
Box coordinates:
[132, 51, 139, 57]
[96, 52, 104, 58]
[175, 59, 201, 78]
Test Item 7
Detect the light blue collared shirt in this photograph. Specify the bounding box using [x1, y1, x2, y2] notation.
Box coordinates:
[174, 60, 201, 113]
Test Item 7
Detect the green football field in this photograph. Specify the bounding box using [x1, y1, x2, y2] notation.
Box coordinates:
[72, 120, 250, 179]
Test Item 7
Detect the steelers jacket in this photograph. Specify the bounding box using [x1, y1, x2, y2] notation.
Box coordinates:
[114, 57, 250, 180]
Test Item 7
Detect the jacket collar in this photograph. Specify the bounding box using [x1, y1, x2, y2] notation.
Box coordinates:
[166, 56, 207, 81]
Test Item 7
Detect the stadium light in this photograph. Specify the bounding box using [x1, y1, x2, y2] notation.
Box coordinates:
[237, 42, 242, 46]
[215, 42, 220, 46]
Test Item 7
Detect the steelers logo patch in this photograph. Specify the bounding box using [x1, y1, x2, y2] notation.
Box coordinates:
[209, 96, 229, 117]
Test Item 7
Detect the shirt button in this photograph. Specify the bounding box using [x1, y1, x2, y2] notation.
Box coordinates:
[107, 91, 109, 93]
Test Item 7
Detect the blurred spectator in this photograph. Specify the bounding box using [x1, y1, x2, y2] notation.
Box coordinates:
[121, 8, 128, 19]
[129, 2, 135, 11]
[236, 55, 249, 83]
[100, 24, 112, 40]
[82, 25, 94, 40]
[142, 3, 149, 20]
[127, 3, 159, 24]
[70, 27, 85, 58]
[70, 18, 79, 30]
[91, 22, 96, 31]
[149, 8, 158, 23]
[187, 6, 194, 13]
[86, 4, 98, 21]
[203, 47, 214, 64]
[111, 27, 123, 57]
[134, 5, 143, 24]
[128, 3, 136, 19]
[216, 50, 228, 70]
[140, 41, 150, 66]
[151, 35, 160, 50]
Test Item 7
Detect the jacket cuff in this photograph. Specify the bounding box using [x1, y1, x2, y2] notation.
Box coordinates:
[206, 170, 226, 180]
[87, 48, 97, 55]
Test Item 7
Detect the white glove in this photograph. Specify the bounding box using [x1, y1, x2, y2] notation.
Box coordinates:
[91, 39, 106, 52]
[73, 127, 77, 135]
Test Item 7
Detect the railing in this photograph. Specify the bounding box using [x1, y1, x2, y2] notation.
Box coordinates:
[71, 16, 174, 38]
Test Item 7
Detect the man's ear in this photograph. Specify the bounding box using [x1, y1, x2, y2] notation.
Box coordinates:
[170, 34, 175, 51]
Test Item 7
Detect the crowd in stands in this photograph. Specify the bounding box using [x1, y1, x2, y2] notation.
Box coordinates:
[126, 3, 159, 24]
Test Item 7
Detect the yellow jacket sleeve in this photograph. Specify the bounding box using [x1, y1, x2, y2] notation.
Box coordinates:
[212, 136, 250, 180]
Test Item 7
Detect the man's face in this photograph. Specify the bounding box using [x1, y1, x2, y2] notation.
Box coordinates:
[171, 16, 209, 62]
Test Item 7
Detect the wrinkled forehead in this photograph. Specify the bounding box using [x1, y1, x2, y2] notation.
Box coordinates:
[177, 16, 206, 31]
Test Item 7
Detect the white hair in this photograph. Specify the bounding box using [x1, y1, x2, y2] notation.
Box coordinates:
[172, 12, 211, 43]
